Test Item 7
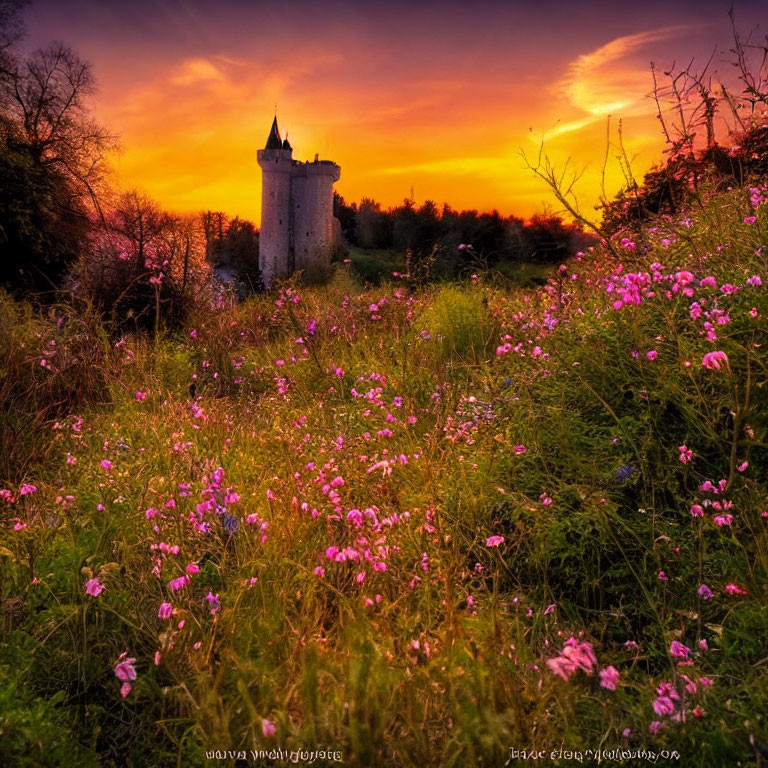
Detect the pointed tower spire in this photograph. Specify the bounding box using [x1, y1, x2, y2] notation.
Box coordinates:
[265, 116, 283, 150]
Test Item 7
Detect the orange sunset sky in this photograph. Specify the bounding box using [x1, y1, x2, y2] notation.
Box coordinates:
[21, 0, 768, 222]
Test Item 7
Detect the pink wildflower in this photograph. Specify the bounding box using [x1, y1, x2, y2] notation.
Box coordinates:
[546, 656, 576, 681]
[701, 351, 729, 371]
[561, 636, 596, 673]
[114, 657, 137, 683]
[599, 666, 620, 691]
[653, 696, 675, 716]
[485, 535, 504, 547]
[168, 575, 190, 591]
[670, 640, 690, 659]
[85, 577, 104, 597]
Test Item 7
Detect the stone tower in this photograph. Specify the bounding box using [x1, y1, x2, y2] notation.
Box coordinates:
[257, 117, 341, 287]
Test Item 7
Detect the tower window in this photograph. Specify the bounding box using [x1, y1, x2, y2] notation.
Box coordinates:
[279, 219, 283, 225]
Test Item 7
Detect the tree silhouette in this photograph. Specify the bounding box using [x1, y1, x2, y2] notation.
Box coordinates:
[0, 31, 114, 293]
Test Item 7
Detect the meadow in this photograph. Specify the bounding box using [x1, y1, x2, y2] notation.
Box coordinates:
[2, 182, 768, 767]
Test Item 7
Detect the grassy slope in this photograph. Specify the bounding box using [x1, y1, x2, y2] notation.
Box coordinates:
[1, 186, 768, 767]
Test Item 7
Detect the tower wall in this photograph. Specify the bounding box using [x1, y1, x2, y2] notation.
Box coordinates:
[290, 162, 341, 274]
[257, 148, 293, 287]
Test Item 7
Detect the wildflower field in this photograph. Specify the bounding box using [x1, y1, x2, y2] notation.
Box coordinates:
[2, 184, 768, 767]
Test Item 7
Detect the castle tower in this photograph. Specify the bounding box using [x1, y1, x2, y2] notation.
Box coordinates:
[257, 117, 341, 287]
[257, 117, 294, 287]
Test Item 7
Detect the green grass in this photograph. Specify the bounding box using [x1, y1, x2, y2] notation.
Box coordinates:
[493, 259, 554, 286]
[346, 246, 406, 285]
[1, 185, 768, 766]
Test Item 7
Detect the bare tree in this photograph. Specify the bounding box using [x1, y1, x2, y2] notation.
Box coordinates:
[728, 5, 768, 120]
[0, 0, 26, 71]
[1, 42, 115, 214]
[109, 190, 172, 275]
[519, 136, 617, 257]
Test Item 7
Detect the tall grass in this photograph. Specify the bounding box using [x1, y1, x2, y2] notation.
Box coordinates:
[1, 185, 768, 767]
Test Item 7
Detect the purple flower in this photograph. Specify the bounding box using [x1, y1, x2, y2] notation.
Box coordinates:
[698, 584, 713, 599]
[205, 591, 220, 614]
[222, 514, 240, 534]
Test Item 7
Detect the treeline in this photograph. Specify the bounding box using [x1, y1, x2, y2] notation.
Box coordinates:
[201, 211, 260, 288]
[601, 126, 768, 235]
[334, 195, 596, 268]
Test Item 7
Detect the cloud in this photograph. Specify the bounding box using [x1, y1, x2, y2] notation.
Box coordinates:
[561, 25, 693, 118]
[170, 58, 227, 86]
[540, 115, 604, 140]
